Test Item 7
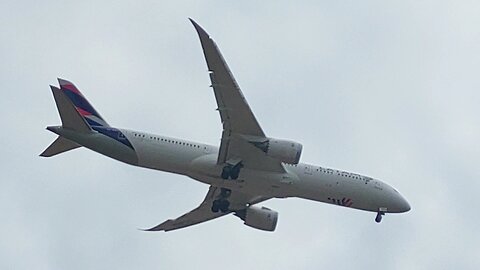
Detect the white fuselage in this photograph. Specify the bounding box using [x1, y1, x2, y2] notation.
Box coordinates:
[51, 126, 410, 214]
[115, 129, 410, 214]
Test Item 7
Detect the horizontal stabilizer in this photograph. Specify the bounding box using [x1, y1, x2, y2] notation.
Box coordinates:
[40, 136, 81, 157]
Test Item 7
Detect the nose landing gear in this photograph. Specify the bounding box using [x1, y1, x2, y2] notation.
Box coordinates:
[375, 208, 387, 223]
[375, 212, 384, 223]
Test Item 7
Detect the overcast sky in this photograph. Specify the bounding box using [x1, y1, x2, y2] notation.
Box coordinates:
[1, 1, 479, 269]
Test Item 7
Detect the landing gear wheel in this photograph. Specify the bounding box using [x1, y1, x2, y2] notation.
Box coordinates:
[375, 212, 384, 223]
[221, 166, 231, 179]
[230, 167, 240, 180]
[219, 200, 230, 213]
[211, 200, 220, 213]
[211, 199, 230, 213]
[220, 163, 243, 180]
[220, 188, 231, 198]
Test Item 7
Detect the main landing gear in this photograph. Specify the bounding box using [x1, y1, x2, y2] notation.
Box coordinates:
[221, 163, 243, 180]
[211, 199, 230, 213]
[211, 188, 231, 213]
[213, 161, 243, 213]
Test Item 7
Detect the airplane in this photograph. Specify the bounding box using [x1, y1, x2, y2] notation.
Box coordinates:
[40, 19, 410, 232]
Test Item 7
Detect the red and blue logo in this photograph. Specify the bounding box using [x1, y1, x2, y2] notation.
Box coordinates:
[58, 78, 134, 150]
[328, 197, 353, 207]
[58, 79, 109, 128]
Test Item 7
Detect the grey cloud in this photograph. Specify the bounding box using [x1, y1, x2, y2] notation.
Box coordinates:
[1, 1, 479, 269]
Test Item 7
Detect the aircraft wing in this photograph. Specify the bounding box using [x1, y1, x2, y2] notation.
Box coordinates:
[144, 186, 269, 232]
[190, 19, 285, 173]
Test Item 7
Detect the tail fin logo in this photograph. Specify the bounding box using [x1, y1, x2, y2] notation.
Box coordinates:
[58, 78, 110, 127]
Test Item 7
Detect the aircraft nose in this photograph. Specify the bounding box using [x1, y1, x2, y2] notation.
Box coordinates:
[394, 193, 411, 213]
[400, 196, 411, 212]
[377, 181, 411, 213]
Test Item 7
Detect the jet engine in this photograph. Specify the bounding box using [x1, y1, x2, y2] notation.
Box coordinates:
[251, 138, 303, 164]
[236, 205, 278, 232]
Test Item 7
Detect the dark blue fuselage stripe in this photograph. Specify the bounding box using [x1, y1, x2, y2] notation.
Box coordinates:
[92, 126, 134, 150]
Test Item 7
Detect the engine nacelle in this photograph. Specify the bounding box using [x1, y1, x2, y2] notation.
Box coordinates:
[236, 205, 278, 232]
[252, 138, 302, 164]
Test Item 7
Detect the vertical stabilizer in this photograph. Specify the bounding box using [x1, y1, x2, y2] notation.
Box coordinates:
[42, 79, 114, 157]
[51, 85, 91, 132]
[57, 78, 110, 128]
[42, 79, 102, 157]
